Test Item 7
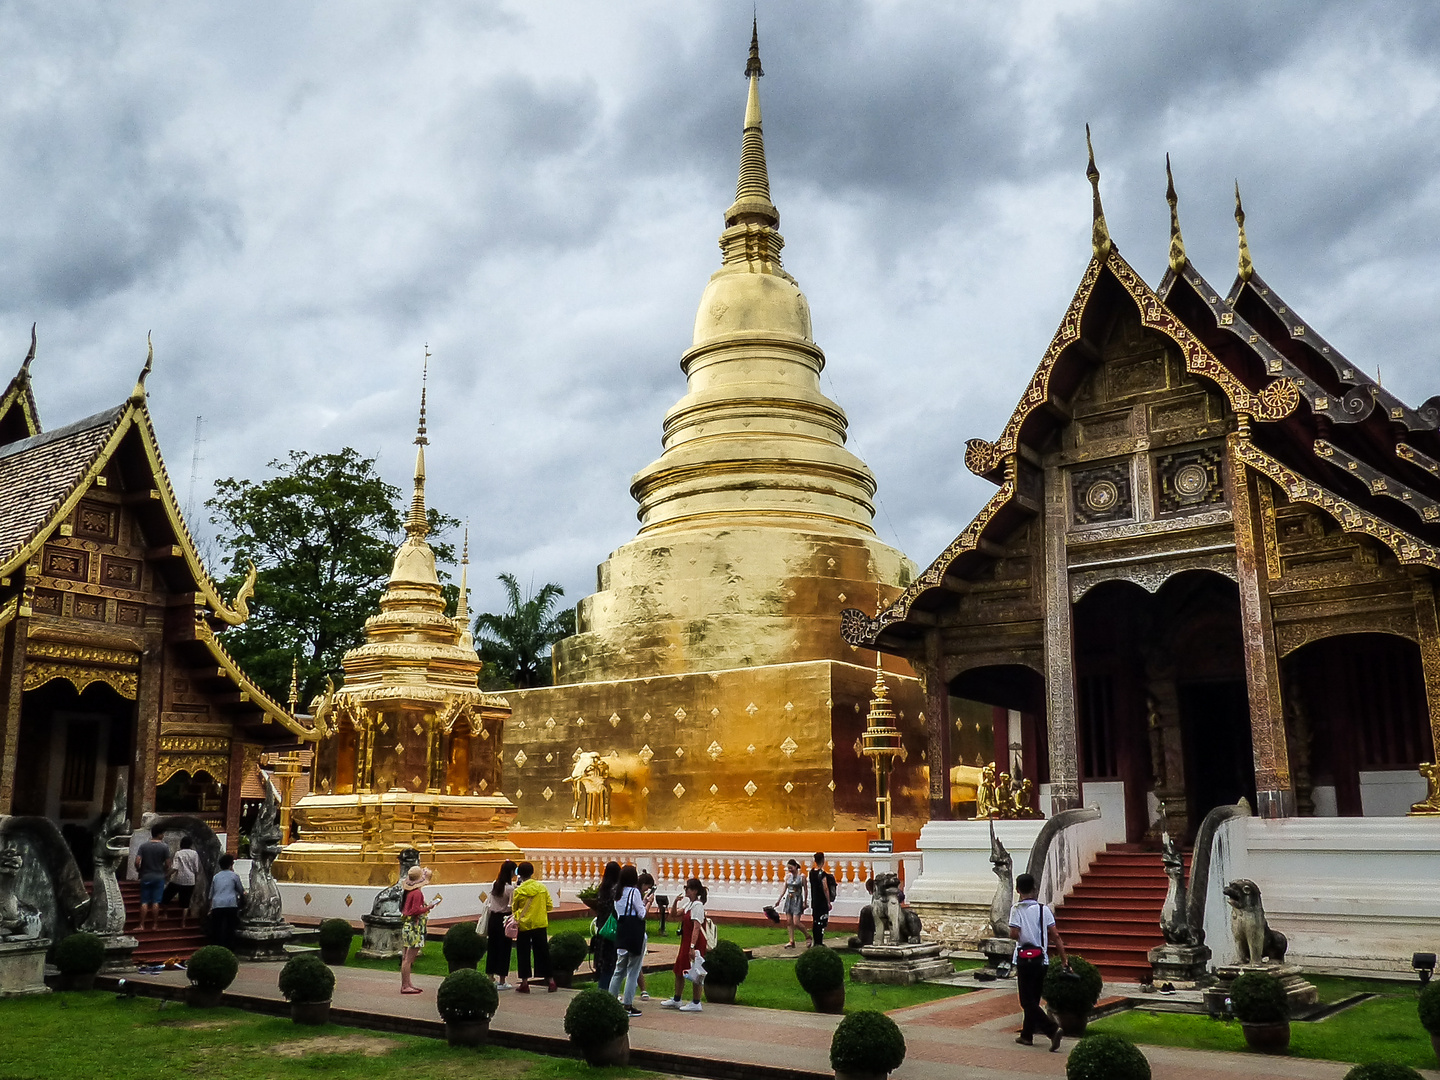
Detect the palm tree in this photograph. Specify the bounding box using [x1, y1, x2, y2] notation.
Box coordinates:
[473, 573, 575, 688]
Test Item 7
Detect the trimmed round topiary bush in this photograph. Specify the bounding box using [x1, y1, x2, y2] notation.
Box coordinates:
[705, 940, 749, 986]
[442, 922, 487, 971]
[437, 968, 499, 1022]
[795, 944, 845, 995]
[1418, 980, 1440, 1034]
[278, 953, 335, 1004]
[1043, 956, 1104, 1017]
[564, 985, 630, 1052]
[317, 918, 354, 964]
[1343, 1065, 1426, 1080]
[549, 930, 590, 975]
[1231, 970, 1289, 1024]
[1065, 1033, 1151, 1080]
[830, 1010, 906, 1077]
[54, 932, 106, 976]
[187, 946, 239, 992]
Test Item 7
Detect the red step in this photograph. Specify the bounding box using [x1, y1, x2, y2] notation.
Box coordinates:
[1051, 843, 1186, 982]
[99, 880, 210, 963]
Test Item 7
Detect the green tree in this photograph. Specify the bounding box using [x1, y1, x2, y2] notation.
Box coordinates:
[474, 574, 575, 689]
[208, 448, 458, 705]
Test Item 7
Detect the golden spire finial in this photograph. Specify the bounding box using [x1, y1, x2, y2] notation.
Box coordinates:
[1085, 125, 1112, 262]
[287, 657, 300, 714]
[406, 351, 430, 540]
[1234, 181, 1254, 282]
[746, 14, 763, 78]
[456, 523, 475, 651]
[726, 19, 778, 229]
[21, 323, 36, 376]
[130, 332, 153, 404]
[1165, 153, 1187, 273]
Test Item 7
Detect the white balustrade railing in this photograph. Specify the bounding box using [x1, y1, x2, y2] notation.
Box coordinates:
[526, 847, 910, 919]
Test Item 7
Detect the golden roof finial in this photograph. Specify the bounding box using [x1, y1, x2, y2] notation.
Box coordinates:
[726, 18, 778, 229]
[746, 14, 763, 78]
[1165, 153, 1187, 273]
[406, 350, 430, 540]
[130, 332, 153, 404]
[1234, 181, 1254, 282]
[287, 656, 300, 714]
[456, 523, 475, 651]
[1085, 125, 1112, 262]
[21, 323, 36, 376]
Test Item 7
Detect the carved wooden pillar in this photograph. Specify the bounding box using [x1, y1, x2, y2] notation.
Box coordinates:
[224, 737, 246, 855]
[0, 605, 29, 816]
[1228, 433, 1293, 818]
[923, 631, 952, 821]
[133, 640, 164, 818]
[1042, 463, 1082, 812]
[1410, 570, 1440, 768]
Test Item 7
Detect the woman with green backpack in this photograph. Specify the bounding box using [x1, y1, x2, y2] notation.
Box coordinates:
[591, 861, 622, 992]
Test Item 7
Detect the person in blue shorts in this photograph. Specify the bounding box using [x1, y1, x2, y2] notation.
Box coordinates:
[133, 825, 171, 932]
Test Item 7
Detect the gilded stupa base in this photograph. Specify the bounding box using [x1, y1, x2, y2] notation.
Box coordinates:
[275, 791, 524, 888]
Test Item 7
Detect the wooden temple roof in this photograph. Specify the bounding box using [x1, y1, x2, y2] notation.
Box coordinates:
[842, 168, 1440, 654]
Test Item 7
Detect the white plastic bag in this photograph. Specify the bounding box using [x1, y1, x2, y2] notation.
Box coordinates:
[683, 952, 707, 983]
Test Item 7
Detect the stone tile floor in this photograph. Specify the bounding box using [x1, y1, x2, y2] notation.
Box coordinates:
[129, 961, 1438, 1080]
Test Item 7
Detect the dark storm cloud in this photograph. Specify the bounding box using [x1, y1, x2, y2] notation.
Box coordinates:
[2, 1, 1439, 614]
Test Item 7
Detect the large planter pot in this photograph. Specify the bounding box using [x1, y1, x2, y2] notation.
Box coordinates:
[1241, 1021, 1291, 1054]
[581, 1034, 630, 1068]
[810, 986, 846, 1014]
[186, 986, 225, 1009]
[553, 969, 574, 989]
[1054, 1009, 1089, 1037]
[444, 1018, 490, 1048]
[705, 982, 737, 1005]
[320, 944, 349, 966]
[1431, 1031, 1440, 1063]
[447, 960, 478, 974]
[291, 1000, 332, 1026]
[55, 972, 96, 992]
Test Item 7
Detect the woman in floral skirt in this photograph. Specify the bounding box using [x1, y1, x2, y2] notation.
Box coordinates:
[399, 864, 439, 994]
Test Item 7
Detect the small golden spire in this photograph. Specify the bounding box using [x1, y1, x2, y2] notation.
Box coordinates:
[287, 657, 300, 714]
[1165, 153, 1187, 273]
[1235, 181, 1254, 282]
[456, 524, 475, 651]
[406, 351, 430, 540]
[726, 18, 779, 229]
[1086, 125, 1112, 262]
[130, 332, 153, 404]
[745, 15, 763, 78]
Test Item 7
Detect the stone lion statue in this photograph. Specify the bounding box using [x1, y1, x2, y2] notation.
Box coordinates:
[1223, 878, 1287, 965]
[870, 872, 922, 946]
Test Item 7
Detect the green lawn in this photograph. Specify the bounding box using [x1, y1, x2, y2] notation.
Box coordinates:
[0, 992, 654, 1080]
[1090, 977, 1435, 1071]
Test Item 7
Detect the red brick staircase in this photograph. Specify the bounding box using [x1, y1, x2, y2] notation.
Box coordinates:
[1051, 842, 1188, 983]
[108, 880, 210, 964]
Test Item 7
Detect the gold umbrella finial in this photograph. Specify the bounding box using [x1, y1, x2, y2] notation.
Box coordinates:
[1235, 181, 1254, 282]
[1165, 153, 1187, 273]
[288, 656, 300, 714]
[1086, 125, 1112, 262]
[406, 350, 430, 539]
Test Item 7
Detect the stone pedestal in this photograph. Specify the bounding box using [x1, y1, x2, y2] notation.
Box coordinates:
[849, 943, 953, 985]
[0, 938, 52, 997]
[99, 934, 139, 974]
[358, 914, 404, 960]
[1147, 943, 1213, 988]
[233, 922, 294, 961]
[978, 936, 1015, 970]
[1202, 963, 1318, 1017]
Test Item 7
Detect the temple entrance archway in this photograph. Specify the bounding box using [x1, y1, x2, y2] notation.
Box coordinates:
[1282, 632, 1430, 816]
[948, 664, 1046, 817]
[1073, 570, 1247, 843]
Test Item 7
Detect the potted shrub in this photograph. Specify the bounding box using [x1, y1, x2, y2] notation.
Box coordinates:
[549, 930, 589, 988]
[1043, 957, 1103, 1036]
[436, 968, 499, 1047]
[317, 919, 355, 965]
[830, 1010, 906, 1080]
[577, 884, 602, 914]
[1065, 1033, 1151, 1080]
[278, 953, 336, 1025]
[1231, 970, 1290, 1053]
[1343, 1066, 1425, 1080]
[442, 922, 487, 973]
[185, 945, 239, 1008]
[796, 945, 846, 1014]
[564, 985, 630, 1066]
[53, 932, 106, 992]
[1420, 980, 1440, 1063]
[704, 940, 748, 1005]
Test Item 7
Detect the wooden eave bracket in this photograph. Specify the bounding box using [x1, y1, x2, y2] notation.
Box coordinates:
[1315, 439, 1440, 527]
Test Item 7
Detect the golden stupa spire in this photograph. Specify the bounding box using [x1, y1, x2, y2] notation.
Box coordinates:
[1234, 181, 1254, 282]
[406, 348, 430, 540]
[456, 524, 475, 651]
[1085, 125, 1112, 262]
[1165, 153, 1187, 273]
[725, 18, 779, 231]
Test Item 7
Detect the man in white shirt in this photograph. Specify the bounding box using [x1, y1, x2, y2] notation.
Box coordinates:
[1007, 872, 1067, 1051]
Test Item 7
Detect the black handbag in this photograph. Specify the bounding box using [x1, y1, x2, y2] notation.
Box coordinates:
[615, 891, 646, 953]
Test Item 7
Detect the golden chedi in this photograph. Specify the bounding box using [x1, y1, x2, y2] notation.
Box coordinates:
[504, 26, 926, 833]
[276, 383, 521, 889]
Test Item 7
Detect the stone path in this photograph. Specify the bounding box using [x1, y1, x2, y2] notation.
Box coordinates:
[125, 962, 1437, 1080]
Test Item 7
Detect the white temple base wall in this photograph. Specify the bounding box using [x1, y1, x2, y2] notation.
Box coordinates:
[278, 882, 493, 921]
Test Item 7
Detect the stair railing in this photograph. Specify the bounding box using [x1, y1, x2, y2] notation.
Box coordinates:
[1027, 806, 1104, 908]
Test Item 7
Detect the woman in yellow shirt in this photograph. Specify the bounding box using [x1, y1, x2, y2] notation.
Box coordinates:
[510, 861, 556, 993]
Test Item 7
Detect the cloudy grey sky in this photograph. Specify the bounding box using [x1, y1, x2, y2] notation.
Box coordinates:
[4, 1, 1439, 614]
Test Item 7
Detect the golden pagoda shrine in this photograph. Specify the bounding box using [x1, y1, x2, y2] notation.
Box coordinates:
[502, 27, 955, 835]
[842, 140, 1440, 842]
[276, 378, 521, 898]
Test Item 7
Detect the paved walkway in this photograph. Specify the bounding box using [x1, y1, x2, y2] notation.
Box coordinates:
[127, 962, 1437, 1080]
